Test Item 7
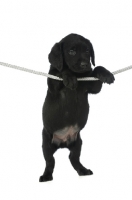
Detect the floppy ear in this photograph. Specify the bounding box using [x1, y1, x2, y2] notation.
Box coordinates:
[89, 41, 95, 66]
[48, 42, 63, 71]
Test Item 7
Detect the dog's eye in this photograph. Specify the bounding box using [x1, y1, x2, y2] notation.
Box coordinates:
[69, 50, 76, 56]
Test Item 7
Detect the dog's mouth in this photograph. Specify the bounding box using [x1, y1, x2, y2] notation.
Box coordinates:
[72, 68, 91, 73]
[71, 64, 92, 73]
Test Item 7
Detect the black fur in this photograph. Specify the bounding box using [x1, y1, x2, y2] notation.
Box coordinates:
[39, 34, 115, 182]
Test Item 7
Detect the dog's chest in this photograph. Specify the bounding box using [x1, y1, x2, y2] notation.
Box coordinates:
[52, 124, 80, 146]
[59, 89, 79, 111]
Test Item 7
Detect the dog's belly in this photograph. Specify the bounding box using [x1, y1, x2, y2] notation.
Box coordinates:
[52, 124, 80, 146]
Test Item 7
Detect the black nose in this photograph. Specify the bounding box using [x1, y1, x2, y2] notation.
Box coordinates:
[80, 62, 88, 68]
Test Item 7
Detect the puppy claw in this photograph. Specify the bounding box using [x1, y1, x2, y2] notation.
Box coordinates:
[98, 74, 115, 84]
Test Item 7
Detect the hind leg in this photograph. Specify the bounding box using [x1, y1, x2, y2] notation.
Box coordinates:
[68, 133, 93, 176]
[39, 128, 57, 182]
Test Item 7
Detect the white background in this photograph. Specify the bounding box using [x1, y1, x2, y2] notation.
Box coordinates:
[0, 0, 132, 199]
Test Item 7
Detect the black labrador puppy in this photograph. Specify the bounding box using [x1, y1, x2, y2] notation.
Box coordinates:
[39, 33, 115, 182]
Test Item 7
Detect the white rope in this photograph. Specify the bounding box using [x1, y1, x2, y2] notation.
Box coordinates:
[0, 61, 132, 81]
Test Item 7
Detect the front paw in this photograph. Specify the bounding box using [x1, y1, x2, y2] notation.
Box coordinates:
[93, 66, 115, 84]
[63, 75, 78, 90]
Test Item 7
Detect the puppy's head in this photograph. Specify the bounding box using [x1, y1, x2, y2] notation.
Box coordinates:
[48, 33, 95, 73]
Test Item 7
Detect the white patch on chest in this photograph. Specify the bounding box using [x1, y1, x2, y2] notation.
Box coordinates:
[52, 124, 80, 146]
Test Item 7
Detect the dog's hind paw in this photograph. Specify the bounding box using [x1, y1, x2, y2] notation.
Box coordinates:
[39, 175, 53, 182]
[77, 168, 93, 176]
